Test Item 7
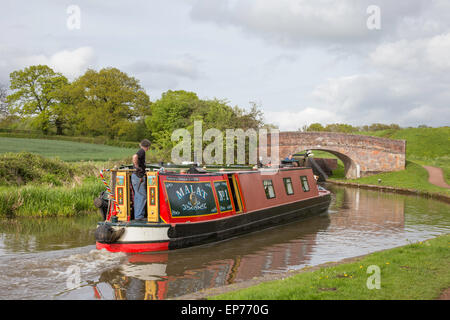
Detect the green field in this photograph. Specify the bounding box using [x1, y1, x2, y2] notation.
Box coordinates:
[0, 137, 134, 161]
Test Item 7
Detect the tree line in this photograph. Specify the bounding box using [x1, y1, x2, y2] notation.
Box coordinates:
[299, 122, 403, 133]
[0, 65, 266, 157]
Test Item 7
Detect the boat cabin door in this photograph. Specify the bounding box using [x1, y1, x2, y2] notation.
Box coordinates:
[114, 171, 160, 222]
[146, 172, 159, 222]
[227, 173, 244, 214]
[115, 171, 130, 221]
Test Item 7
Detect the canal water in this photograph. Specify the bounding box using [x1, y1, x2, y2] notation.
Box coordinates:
[0, 184, 448, 300]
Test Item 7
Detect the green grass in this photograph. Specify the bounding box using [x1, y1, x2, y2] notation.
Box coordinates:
[0, 177, 105, 218]
[359, 127, 450, 159]
[0, 137, 134, 161]
[411, 156, 450, 186]
[0, 152, 76, 186]
[211, 234, 450, 300]
[294, 150, 346, 179]
[358, 127, 450, 184]
[0, 153, 108, 217]
[333, 161, 450, 196]
[0, 130, 140, 149]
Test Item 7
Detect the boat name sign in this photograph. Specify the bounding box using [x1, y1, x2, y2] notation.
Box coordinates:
[165, 181, 218, 217]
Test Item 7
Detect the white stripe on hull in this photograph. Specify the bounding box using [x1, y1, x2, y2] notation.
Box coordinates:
[110, 226, 170, 243]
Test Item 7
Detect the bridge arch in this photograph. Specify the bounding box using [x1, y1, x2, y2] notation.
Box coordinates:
[294, 147, 360, 179]
[260, 132, 406, 179]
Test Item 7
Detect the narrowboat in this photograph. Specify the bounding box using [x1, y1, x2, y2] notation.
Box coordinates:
[94, 163, 331, 253]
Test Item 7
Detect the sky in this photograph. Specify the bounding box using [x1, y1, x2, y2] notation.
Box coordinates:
[1, 0, 449, 130]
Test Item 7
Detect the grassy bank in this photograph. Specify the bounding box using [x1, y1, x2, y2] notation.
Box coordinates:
[357, 127, 450, 184]
[357, 127, 449, 159]
[331, 161, 450, 197]
[211, 234, 450, 300]
[0, 177, 105, 217]
[0, 152, 107, 217]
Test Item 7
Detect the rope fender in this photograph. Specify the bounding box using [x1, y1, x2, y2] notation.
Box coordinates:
[99, 169, 121, 220]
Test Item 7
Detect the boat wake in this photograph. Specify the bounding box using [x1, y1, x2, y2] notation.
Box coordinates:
[0, 245, 126, 299]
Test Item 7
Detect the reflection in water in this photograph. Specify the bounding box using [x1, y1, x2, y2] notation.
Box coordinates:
[0, 215, 99, 255]
[329, 187, 405, 231]
[0, 185, 449, 300]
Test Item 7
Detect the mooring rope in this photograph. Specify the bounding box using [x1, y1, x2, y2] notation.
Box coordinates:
[99, 169, 121, 219]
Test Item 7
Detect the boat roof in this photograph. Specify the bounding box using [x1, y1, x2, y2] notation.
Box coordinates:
[113, 163, 312, 176]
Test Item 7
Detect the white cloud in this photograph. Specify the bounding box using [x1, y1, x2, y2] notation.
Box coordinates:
[189, 0, 430, 48]
[425, 33, 450, 69]
[264, 108, 339, 131]
[15, 47, 96, 79]
[191, 0, 367, 46]
[370, 32, 450, 72]
[309, 42, 450, 127]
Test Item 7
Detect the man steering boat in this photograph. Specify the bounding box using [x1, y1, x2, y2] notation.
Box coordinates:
[131, 139, 151, 221]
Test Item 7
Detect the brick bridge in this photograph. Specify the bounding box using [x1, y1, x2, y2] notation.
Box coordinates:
[261, 132, 406, 179]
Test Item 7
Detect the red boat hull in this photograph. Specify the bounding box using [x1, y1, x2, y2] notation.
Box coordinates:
[96, 241, 169, 253]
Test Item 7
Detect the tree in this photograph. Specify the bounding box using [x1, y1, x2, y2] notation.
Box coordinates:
[367, 123, 400, 131]
[232, 101, 265, 131]
[69, 67, 151, 138]
[49, 82, 80, 135]
[145, 90, 203, 155]
[305, 123, 325, 132]
[324, 123, 359, 133]
[145, 90, 268, 162]
[0, 83, 8, 118]
[7, 65, 68, 134]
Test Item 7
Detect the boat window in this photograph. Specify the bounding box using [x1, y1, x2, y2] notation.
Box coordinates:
[214, 180, 233, 213]
[283, 177, 294, 195]
[300, 176, 310, 192]
[263, 180, 276, 199]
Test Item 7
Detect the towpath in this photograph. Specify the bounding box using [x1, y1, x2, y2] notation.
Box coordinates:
[423, 166, 450, 189]
[438, 288, 450, 300]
